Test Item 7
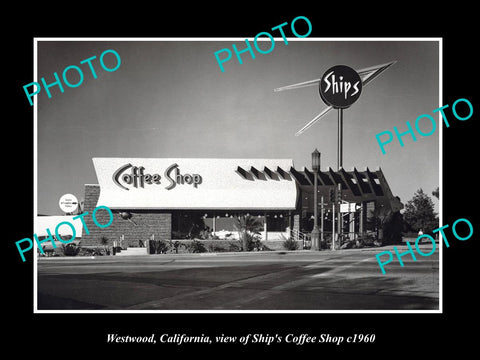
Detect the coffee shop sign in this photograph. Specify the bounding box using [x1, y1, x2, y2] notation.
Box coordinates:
[113, 163, 202, 191]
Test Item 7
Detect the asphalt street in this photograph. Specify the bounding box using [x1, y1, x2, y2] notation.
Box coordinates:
[36, 245, 439, 311]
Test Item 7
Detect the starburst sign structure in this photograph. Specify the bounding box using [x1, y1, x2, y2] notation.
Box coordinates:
[274, 61, 397, 137]
[274, 60, 396, 248]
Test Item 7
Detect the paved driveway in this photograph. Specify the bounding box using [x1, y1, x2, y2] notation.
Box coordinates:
[36, 246, 439, 311]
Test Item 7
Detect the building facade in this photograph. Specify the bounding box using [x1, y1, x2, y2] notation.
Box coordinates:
[79, 157, 403, 247]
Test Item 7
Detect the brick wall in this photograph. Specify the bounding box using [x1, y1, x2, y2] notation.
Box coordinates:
[81, 184, 172, 247]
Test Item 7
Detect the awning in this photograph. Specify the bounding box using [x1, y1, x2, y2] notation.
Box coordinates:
[93, 158, 298, 210]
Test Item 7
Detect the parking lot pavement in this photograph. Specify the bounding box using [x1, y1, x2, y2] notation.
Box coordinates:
[36, 246, 439, 311]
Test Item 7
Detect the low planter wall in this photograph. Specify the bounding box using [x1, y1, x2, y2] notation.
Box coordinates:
[146, 238, 305, 254]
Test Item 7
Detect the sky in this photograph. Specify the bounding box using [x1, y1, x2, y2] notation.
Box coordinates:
[36, 39, 440, 215]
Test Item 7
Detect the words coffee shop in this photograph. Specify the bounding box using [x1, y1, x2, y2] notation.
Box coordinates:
[79, 156, 403, 252]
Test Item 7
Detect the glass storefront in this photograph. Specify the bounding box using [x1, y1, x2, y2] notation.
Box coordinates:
[170, 211, 290, 239]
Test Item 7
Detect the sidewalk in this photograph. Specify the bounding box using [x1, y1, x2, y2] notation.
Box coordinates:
[36, 241, 441, 261]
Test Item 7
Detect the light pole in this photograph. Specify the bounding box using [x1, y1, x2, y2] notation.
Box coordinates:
[311, 149, 320, 251]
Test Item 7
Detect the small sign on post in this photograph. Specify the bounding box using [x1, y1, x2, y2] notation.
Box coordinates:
[58, 193, 78, 213]
[340, 202, 359, 213]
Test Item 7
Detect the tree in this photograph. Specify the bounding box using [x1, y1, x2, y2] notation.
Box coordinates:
[382, 211, 404, 245]
[368, 206, 391, 242]
[432, 187, 439, 200]
[403, 188, 438, 234]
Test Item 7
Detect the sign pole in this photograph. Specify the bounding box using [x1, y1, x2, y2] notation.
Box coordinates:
[274, 62, 397, 250]
[337, 108, 343, 247]
[337, 108, 343, 170]
[337, 186, 342, 248]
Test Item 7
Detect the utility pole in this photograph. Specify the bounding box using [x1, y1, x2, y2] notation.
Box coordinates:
[311, 149, 321, 251]
[332, 202, 336, 251]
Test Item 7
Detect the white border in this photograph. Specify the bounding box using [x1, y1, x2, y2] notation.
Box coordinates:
[33, 38, 39, 311]
[33, 37, 443, 314]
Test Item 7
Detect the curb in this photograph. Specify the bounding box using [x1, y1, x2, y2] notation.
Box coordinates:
[36, 243, 439, 261]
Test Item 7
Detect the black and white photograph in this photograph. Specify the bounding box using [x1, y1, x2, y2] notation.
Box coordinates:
[7, 6, 478, 356]
[33, 38, 441, 312]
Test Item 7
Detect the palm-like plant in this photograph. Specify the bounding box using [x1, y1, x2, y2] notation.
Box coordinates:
[100, 236, 109, 254]
[234, 215, 264, 251]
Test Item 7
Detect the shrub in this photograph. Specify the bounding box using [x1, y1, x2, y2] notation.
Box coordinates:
[237, 232, 263, 251]
[185, 240, 207, 253]
[149, 239, 170, 254]
[207, 243, 227, 253]
[247, 233, 263, 251]
[228, 242, 242, 252]
[281, 234, 299, 251]
[62, 243, 80, 256]
[356, 233, 377, 247]
[76, 247, 107, 256]
[172, 241, 182, 254]
[100, 236, 110, 255]
[39, 247, 58, 257]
